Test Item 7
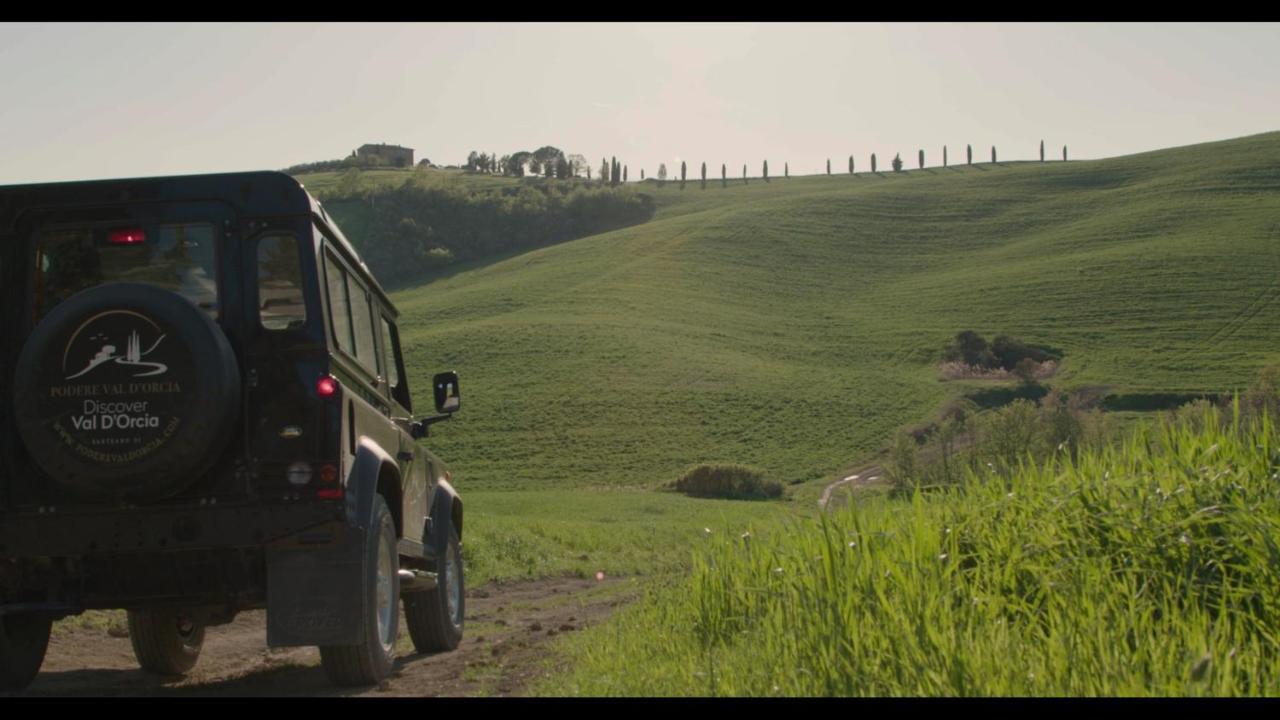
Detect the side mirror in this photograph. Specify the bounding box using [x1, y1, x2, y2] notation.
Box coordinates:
[433, 371, 460, 414]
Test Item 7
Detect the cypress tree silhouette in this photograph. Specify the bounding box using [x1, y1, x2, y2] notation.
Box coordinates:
[991, 146, 997, 163]
[722, 163, 727, 188]
[918, 149, 924, 169]
[944, 145, 948, 167]
[624, 165, 628, 182]
[849, 155, 854, 174]
[785, 162, 789, 179]
[892, 153, 903, 172]
[701, 162, 706, 190]
[1040, 140, 1045, 162]
[680, 161, 686, 190]
[871, 153, 877, 173]
[763, 160, 769, 183]
[641, 169, 645, 180]
[743, 164, 748, 185]
[967, 144, 972, 165]
[826, 159, 831, 175]
[1063, 145, 1068, 162]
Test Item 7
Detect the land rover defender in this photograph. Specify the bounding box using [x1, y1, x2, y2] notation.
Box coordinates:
[0, 171, 465, 689]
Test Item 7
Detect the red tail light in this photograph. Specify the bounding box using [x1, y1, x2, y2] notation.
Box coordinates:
[316, 375, 339, 398]
[317, 487, 344, 500]
[108, 228, 147, 245]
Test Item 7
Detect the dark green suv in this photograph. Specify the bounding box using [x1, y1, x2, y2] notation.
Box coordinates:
[0, 171, 465, 689]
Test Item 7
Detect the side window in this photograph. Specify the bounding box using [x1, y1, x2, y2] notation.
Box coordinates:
[381, 316, 412, 412]
[380, 316, 400, 390]
[323, 251, 354, 353]
[257, 234, 307, 330]
[349, 280, 380, 376]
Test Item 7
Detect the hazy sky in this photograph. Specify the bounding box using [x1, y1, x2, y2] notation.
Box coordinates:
[1, 22, 1278, 184]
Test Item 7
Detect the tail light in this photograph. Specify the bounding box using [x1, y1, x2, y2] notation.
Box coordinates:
[108, 228, 147, 245]
[316, 463, 342, 499]
[316, 375, 339, 399]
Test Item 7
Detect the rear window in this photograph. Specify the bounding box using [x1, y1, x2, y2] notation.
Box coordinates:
[35, 223, 218, 320]
[257, 234, 307, 330]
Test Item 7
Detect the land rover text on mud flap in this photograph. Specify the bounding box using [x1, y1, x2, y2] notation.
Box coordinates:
[0, 171, 465, 689]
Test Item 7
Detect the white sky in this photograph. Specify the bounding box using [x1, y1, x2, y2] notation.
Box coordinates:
[1, 22, 1277, 184]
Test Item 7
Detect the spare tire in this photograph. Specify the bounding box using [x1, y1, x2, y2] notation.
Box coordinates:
[13, 283, 241, 502]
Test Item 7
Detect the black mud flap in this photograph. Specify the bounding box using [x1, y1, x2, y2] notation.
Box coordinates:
[265, 527, 365, 647]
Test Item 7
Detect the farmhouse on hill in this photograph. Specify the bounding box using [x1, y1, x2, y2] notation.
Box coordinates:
[355, 143, 414, 168]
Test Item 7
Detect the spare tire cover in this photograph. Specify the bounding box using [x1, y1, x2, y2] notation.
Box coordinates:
[14, 282, 241, 502]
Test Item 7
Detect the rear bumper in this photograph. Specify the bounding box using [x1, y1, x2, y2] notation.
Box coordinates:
[1, 502, 351, 615]
[0, 501, 343, 558]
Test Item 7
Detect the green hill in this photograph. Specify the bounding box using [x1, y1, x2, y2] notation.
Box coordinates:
[363, 132, 1280, 492]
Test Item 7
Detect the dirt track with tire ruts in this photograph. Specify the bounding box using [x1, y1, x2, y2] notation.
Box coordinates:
[5, 574, 635, 697]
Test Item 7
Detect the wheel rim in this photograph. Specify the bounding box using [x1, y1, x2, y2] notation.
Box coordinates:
[445, 544, 462, 627]
[376, 529, 396, 651]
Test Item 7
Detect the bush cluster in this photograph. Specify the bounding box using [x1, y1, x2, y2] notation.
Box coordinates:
[942, 330, 1060, 371]
[892, 364, 1280, 497]
[326, 174, 655, 287]
[887, 390, 1116, 495]
[672, 464, 784, 501]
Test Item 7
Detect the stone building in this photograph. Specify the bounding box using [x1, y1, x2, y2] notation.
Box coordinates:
[355, 143, 414, 168]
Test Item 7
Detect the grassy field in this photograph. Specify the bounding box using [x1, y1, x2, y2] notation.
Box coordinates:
[539, 406, 1280, 696]
[295, 134, 1280, 694]
[328, 131, 1280, 496]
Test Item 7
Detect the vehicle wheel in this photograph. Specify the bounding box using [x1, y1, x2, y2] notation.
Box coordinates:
[319, 495, 400, 686]
[0, 612, 52, 690]
[127, 610, 205, 675]
[404, 527, 464, 653]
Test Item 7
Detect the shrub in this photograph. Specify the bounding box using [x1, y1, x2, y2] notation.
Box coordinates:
[1012, 357, 1039, 384]
[673, 464, 784, 500]
[991, 334, 1058, 369]
[943, 330, 997, 368]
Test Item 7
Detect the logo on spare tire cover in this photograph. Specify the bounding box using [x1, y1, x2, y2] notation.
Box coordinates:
[42, 309, 194, 465]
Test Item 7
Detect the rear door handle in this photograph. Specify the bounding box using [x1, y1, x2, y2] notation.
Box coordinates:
[397, 451, 414, 462]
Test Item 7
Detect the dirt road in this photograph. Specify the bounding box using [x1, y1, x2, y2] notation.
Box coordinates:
[9, 574, 636, 697]
[819, 463, 884, 511]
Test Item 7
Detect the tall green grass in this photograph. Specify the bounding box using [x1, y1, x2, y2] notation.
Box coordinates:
[543, 405, 1280, 695]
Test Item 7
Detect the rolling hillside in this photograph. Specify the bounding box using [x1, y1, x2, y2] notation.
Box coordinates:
[315, 132, 1280, 492]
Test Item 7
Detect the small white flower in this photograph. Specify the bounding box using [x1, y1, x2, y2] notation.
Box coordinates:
[704, 527, 712, 534]
[939, 553, 949, 561]
[773, 567, 784, 574]
[848, 541, 858, 548]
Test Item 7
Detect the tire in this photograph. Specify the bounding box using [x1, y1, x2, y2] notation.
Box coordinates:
[0, 613, 52, 691]
[404, 527, 464, 653]
[127, 610, 206, 676]
[13, 282, 241, 502]
[319, 495, 400, 686]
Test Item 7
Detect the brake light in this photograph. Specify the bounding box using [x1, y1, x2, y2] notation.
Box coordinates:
[316, 375, 339, 398]
[317, 487, 344, 499]
[108, 228, 146, 245]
